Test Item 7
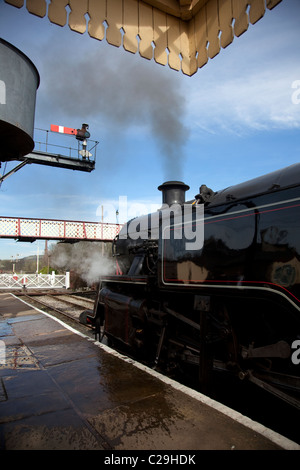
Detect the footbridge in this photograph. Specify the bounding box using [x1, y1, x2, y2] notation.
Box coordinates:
[0, 216, 121, 243]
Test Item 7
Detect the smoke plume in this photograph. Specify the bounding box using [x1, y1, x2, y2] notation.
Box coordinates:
[39, 37, 189, 180]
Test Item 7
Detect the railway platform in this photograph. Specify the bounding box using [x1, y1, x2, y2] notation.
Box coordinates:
[0, 292, 299, 451]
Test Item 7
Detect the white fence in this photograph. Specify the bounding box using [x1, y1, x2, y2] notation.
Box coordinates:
[0, 272, 70, 289]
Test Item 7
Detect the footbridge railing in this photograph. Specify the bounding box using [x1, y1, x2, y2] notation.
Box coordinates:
[0, 216, 121, 242]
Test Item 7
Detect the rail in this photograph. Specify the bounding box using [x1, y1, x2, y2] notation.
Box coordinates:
[34, 127, 99, 163]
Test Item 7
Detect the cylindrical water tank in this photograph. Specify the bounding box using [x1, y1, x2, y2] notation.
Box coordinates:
[0, 38, 40, 161]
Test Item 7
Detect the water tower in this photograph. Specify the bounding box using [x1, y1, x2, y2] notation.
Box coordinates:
[0, 38, 40, 162]
[0, 38, 96, 180]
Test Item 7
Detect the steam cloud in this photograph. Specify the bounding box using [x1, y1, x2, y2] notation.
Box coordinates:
[40, 38, 189, 180]
[51, 242, 115, 286]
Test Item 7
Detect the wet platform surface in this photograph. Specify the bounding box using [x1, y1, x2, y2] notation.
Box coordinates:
[0, 292, 299, 451]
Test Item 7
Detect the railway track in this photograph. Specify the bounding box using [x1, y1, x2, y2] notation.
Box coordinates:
[15, 290, 96, 330]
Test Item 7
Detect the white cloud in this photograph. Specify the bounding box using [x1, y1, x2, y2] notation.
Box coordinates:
[188, 66, 300, 135]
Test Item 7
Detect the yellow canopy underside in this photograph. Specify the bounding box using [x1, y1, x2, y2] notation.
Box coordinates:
[5, 0, 282, 76]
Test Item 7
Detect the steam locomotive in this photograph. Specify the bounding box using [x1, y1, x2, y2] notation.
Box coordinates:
[87, 163, 300, 408]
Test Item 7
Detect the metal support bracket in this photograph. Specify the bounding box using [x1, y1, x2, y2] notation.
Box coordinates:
[0, 159, 29, 184]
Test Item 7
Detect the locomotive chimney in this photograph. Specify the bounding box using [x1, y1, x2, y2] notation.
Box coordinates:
[158, 181, 190, 206]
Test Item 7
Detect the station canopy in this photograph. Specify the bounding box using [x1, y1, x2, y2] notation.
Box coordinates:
[5, 0, 282, 76]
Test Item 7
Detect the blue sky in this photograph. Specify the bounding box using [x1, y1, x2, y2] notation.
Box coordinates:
[0, 0, 300, 261]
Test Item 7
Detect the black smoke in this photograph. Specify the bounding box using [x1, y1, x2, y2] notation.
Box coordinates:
[37, 33, 189, 181]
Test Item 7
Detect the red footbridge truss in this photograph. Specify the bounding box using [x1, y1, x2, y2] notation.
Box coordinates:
[0, 216, 121, 242]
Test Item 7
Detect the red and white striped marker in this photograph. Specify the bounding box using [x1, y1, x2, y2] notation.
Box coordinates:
[50, 124, 77, 136]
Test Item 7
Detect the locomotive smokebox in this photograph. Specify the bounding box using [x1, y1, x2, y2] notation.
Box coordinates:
[0, 38, 40, 161]
[158, 181, 190, 206]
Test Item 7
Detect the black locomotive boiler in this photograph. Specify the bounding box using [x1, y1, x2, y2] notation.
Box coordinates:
[89, 163, 300, 408]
